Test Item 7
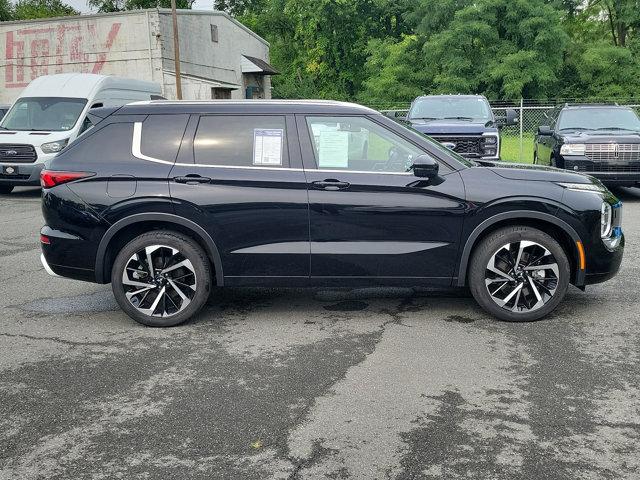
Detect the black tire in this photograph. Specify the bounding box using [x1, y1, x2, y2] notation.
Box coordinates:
[468, 226, 570, 322]
[0, 185, 14, 194]
[111, 230, 212, 327]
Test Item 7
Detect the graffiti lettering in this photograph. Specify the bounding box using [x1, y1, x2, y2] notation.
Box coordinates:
[4, 22, 121, 89]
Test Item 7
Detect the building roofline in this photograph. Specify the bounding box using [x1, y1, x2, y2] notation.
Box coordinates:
[0, 9, 270, 46]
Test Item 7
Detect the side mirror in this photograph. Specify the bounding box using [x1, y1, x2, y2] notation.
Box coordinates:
[411, 154, 439, 179]
[538, 125, 552, 136]
[495, 109, 518, 127]
[505, 108, 519, 126]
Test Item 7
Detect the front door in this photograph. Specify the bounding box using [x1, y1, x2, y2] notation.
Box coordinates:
[168, 114, 310, 283]
[298, 115, 466, 285]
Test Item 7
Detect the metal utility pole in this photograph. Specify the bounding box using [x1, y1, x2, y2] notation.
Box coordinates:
[170, 0, 183, 100]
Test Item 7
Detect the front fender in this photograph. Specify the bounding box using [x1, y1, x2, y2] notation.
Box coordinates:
[456, 209, 584, 287]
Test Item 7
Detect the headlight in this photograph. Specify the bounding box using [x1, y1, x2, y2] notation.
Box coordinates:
[41, 139, 69, 154]
[483, 136, 497, 145]
[556, 182, 604, 192]
[560, 143, 586, 156]
[601, 202, 612, 238]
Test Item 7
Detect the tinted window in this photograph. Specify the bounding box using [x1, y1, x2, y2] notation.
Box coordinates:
[141, 114, 189, 162]
[194, 115, 289, 167]
[306, 116, 426, 173]
[58, 122, 134, 163]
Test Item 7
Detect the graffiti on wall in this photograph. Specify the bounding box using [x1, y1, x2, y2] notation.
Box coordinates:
[3, 22, 121, 89]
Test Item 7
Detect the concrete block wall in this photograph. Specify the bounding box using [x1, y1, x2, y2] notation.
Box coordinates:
[0, 9, 272, 103]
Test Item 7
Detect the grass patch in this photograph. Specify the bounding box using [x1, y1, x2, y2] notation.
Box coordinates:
[500, 134, 535, 164]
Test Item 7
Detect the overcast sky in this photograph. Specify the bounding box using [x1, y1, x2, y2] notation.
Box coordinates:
[62, 0, 215, 13]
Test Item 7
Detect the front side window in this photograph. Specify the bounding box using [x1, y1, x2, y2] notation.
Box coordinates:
[194, 115, 289, 167]
[0, 97, 87, 131]
[306, 116, 426, 173]
[557, 108, 640, 132]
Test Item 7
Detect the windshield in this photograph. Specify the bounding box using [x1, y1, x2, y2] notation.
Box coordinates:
[409, 97, 492, 122]
[0, 97, 87, 131]
[557, 108, 640, 132]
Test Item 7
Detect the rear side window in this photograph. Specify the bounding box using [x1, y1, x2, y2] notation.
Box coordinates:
[141, 114, 189, 162]
[57, 122, 134, 163]
[194, 115, 289, 167]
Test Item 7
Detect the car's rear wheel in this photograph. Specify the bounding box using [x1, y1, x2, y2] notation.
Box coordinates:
[0, 185, 14, 194]
[468, 226, 570, 322]
[111, 231, 211, 327]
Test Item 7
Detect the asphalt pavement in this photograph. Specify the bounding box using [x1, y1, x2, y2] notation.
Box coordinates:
[0, 186, 639, 479]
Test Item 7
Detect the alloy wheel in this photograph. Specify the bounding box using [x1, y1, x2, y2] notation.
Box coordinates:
[484, 240, 560, 313]
[121, 245, 197, 317]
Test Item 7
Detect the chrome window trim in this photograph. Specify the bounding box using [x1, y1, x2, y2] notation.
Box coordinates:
[132, 121, 415, 175]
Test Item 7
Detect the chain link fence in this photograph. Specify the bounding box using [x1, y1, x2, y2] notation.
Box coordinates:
[377, 99, 640, 162]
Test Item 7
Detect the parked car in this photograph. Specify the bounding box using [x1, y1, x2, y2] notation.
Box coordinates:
[0, 105, 10, 120]
[40, 100, 623, 326]
[535, 104, 640, 186]
[0, 73, 161, 194]
[403, 95, 518, 161]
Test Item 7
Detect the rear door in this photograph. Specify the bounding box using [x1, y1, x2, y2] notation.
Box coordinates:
[169, 114, 310, 283]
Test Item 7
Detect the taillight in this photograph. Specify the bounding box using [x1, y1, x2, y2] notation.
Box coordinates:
[40, 234, 50, 245]
[40, 170, 94, 188]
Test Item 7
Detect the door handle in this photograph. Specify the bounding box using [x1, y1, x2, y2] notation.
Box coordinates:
[174, 175, 211, 185]
[311, 179, 350, 191]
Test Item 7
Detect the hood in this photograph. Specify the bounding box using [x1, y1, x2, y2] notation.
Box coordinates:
[0, 130, 67, 146]
[480, 160, 595, 184]
[409, 119, 496, 135]
[560, 131, 640, 143]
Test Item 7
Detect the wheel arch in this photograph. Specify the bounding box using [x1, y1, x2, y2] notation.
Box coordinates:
[95, 213, 224, 286]
[457, 210, 585, 287]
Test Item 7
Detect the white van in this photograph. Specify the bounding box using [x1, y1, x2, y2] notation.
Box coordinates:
[0, 73, 162, 194]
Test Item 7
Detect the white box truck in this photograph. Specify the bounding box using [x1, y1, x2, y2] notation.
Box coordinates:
[0, 73, 161, 194]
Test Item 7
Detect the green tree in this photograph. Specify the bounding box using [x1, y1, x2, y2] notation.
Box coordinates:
[13, 0, 78, 19]
[0, 0, 13, 21]
[423, 0, 569, 99]
[358, 35, 428, 106]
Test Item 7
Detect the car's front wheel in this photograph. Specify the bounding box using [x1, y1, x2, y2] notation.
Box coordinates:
[468, 226, 570, 322]
[111, 231, 212, 327]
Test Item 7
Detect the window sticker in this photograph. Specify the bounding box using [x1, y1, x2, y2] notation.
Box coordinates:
[253, 128, 284, 166]
[318, 130, 349, 168]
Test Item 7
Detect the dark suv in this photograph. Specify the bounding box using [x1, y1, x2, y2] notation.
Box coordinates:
[40, 100, 623, 326]
[403, 95, 517, 160]
[535, 104, 640, 186]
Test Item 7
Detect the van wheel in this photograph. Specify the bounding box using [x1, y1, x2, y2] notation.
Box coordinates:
[0, 186, 14, 194]
[111, 231, 211, 327]
[468, 226, 570, 322]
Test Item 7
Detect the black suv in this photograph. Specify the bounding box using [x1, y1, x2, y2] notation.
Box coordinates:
[403, 95, 517, 160]
[535, 104, 640, 186]
[40, 100, 623, 327]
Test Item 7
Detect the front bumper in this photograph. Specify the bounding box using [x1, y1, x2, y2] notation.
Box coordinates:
[561, 156, 640, 185]
[0, 162, 44, 186]
[583, 203, 624, 286]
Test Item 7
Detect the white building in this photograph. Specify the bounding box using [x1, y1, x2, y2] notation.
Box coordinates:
[0, 8, 277, 103]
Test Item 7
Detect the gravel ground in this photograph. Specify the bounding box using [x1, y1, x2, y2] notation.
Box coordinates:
[0, 186, 639, 480]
